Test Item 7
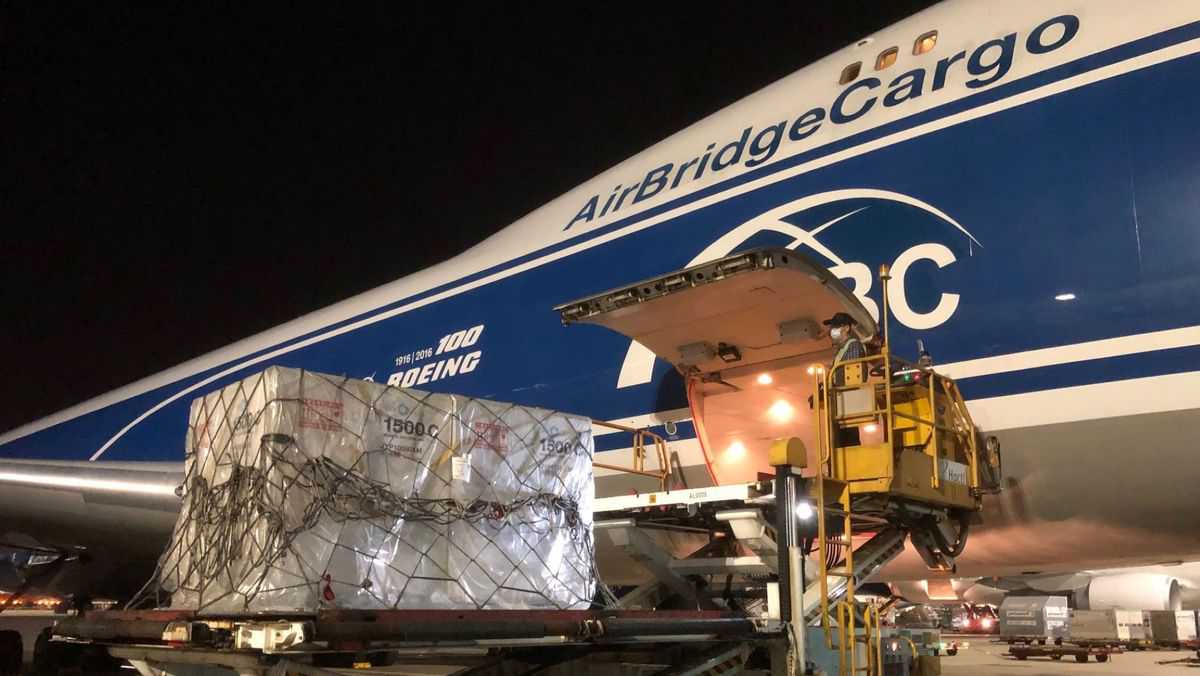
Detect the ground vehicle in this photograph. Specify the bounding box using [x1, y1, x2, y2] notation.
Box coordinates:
[954, 604, 998, 634]
[1008, 643, 1117, 663]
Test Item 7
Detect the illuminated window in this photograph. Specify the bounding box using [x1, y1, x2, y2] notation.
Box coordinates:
[875, 47, 898, 71]
[913, 30, 938, 55]
[839, 61, 861, 85]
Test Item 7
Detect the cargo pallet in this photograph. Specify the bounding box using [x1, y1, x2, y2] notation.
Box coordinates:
[1007, 643, 1120, 663]
[46, 475, 929, 676]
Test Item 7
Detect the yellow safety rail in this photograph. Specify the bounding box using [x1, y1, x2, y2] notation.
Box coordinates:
[864, 602, 883, 676]
[821, 352, 980, 494]
[831, 600, 883, 676]
[810, 265, 988, 676]
[591, 419, 672, 491]
[809, 266, 984, 511]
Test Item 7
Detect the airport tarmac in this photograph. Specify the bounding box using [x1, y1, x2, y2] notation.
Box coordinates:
[942, 636, 1200, 675]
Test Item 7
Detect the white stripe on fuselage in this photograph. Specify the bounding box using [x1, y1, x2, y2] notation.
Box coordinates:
[937, 324, 1200, 380]
[591, 408, 692, 436]
[967, 370, 1200, 431]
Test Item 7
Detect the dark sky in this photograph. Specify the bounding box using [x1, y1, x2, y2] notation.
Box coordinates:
[1, 2, 933, 432]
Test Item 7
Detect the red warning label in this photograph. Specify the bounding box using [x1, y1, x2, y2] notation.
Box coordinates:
[301, 398, 344, 431]
[471, 421, 508, 455]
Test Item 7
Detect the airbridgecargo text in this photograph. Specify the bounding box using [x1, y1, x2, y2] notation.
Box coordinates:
[387, 324, 485, 388]
[564, 14, 1080, 231]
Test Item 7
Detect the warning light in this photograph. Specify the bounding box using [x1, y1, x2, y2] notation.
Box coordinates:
[757, 373, 773, 385]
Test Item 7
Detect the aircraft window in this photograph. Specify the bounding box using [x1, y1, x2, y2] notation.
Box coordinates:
[875, 47, 898, 71]
[913, 30, 938, 55]
[839, 62, 861, 85]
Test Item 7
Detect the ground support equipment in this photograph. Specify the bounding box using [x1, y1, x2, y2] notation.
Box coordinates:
[1007, 642, 1119, 663]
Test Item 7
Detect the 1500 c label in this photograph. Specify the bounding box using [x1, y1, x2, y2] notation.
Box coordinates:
[539, 437, 574, 454]
[387, 324, 485, 388]
[379, 415, 441, 458]
[382, 416, 438, 438]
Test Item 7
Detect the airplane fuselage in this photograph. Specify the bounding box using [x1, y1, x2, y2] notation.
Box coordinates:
[3, 0, 1200, 589]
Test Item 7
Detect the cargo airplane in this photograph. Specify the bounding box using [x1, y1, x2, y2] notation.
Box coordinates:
[3, 0, 1199, 616]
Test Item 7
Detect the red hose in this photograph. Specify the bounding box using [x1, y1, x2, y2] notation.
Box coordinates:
[686, 377, 721, 485]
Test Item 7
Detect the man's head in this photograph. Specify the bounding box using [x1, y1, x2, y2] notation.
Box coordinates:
[823, 312, 856, 345]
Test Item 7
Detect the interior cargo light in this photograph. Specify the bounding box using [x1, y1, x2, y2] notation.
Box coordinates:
[757, 373, 773, 385]
[724, 441, 747, 462]
[863, 423, 878, 434]
[768, 400, 795, 423]
[1054, 292, 1076, 301]
[795, 501, 814, 521]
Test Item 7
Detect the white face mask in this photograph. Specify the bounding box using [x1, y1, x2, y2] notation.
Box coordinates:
[830, 327, 846, 341]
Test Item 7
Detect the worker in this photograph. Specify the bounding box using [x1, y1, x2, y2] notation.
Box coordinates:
[825, 312, 866, 447]
[824, 312, 865, 387]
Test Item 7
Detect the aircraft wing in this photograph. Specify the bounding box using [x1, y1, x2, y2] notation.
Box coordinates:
[0, 459, 183, 598]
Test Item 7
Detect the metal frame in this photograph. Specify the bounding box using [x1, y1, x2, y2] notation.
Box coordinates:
[591, 419, 672, 491]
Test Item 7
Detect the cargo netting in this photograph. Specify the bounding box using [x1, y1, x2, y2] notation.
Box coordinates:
[131, 367, 596, 614]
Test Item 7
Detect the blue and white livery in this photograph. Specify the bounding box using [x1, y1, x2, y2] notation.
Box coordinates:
[2, 1, 1199, 606]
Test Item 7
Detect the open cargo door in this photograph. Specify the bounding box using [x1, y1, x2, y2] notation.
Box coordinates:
[557, 248, 878, 484]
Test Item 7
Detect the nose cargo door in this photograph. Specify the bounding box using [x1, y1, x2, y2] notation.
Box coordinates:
[556, 248, 877, 484]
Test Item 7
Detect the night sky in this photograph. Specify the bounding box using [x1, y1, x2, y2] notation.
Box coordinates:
[1, 3, 933, 433]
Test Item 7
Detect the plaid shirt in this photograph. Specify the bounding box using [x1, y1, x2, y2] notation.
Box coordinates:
[831, 337, 865, 387]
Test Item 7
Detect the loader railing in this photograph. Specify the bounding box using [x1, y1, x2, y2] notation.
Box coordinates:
[591, 419, 671, 491]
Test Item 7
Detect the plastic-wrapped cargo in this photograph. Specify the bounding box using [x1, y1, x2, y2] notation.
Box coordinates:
[145, 367, 595, 614]
[998, 596, 1069, 642]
